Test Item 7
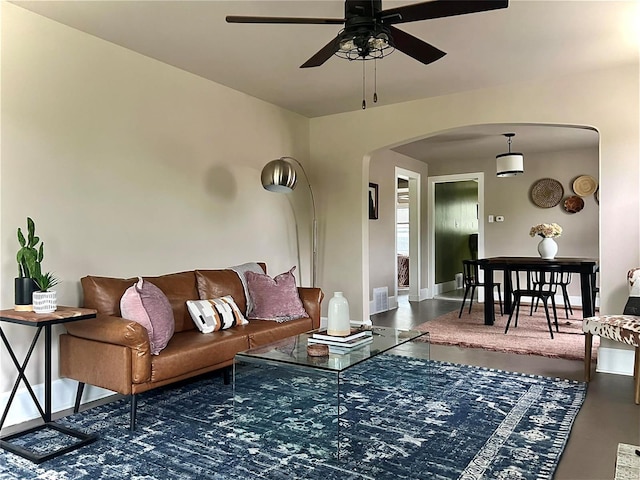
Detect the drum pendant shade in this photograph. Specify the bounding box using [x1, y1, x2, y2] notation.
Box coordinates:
[496, 153, 524, 177]
[496, 133, 524, 177]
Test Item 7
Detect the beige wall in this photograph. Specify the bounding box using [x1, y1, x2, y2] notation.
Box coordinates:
[0, 4, 310, 395]
[368, 150, 429, 303]
[429, 146, 599, 298]
[368, 140, 598, 307]
[311, 64, 639, 322]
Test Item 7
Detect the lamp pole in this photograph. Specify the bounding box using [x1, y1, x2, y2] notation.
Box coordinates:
[261, 156, 317, 288]
[280, 157, 317, 288]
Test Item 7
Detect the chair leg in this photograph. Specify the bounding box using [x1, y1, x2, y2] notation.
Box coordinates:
[73, 382, 85, 413]
[584, 332, 593, 382]
[496, 285, 503, 315]
[130, 394, 137, 431]
[551, 296, 559, 332]
[468, 286, 476, 313]
[542, 299, 554, 339]
[505, 295, 520, 334]
[634, 347, 640, 405]
[458, 286, 470, 318]
[561, 285, 573, 318]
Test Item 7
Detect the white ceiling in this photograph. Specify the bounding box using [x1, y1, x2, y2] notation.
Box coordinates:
[12, 0, 639, 119]
[10, 1, 637, 161]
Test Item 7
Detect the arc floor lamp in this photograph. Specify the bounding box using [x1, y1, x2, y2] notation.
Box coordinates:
[261, 157, 317, 288]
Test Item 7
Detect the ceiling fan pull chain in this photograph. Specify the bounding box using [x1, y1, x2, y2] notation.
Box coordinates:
[373, 58, 378, 103]
[362, 61, 367, 109]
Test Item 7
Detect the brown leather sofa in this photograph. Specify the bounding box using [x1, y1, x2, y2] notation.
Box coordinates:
[59, 263, 323, 429]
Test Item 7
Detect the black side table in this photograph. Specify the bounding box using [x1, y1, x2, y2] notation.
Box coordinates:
[0, 306, 98, 463]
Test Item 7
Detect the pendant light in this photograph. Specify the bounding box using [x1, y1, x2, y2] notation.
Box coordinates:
[496, 133, 524, 177]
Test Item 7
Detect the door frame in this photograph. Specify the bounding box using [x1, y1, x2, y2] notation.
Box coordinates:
[396, 167, 422, 302]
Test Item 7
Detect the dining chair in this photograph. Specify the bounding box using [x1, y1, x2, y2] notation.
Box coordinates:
[505, 265, 560, 339]
[458, 259, 503, 318]
[531, 271, 573, 319]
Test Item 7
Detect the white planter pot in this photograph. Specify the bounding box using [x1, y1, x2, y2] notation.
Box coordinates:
[33, 290, 57, 313]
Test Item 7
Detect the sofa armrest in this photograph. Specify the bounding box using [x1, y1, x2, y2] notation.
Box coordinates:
[64, 314, 150, 355]
[298, 287, 324, 329]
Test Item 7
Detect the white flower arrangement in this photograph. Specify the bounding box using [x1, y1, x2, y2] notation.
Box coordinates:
[530, 223, 562, 238]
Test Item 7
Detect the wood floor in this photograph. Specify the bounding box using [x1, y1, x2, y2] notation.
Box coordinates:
[372, 292, 640, 480]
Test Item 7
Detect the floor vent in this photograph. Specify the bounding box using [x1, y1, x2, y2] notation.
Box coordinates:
[373, 287, 389, 314]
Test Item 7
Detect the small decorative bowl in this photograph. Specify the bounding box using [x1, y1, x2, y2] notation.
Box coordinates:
[307, 344, 329, 357]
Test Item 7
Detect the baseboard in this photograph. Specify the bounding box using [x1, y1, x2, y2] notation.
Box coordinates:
[434, 281, 457, 296]
[0, 378, 114, 429]
[596, 344, 636, 376]
[409, 288, 429, 302]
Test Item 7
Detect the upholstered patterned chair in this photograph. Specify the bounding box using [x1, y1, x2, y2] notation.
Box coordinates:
[583, 267, 640, 404]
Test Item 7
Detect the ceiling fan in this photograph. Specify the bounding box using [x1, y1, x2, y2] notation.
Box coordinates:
[226, 0, 509, 68]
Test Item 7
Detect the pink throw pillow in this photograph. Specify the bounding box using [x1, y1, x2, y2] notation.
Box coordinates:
[246, 267, 308, 322]
[120, 277, 175, 355]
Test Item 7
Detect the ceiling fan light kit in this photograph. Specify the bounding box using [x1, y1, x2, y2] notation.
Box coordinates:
[335, 25, 394, 61]
[227, 0, 509, 108]
[496, 133, 524, 177]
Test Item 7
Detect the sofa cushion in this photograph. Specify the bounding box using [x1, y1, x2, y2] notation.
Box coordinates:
[150, 329, 249, 383]
[186, 296, 248, 333]
[120, 278, 174, 355]
[81, 271, 198, 333]
[240, 318, 314, 348]
[246, 267, 308, 321]
[142, 271, 199, 333]
[195, 267, 264, 315]
[82, 275, 136, 316]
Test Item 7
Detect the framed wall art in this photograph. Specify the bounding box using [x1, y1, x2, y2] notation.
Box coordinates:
[369, 183, 379, 220]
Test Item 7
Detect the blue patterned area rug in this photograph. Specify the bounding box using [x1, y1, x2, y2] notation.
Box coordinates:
[0, 355, 586, 480]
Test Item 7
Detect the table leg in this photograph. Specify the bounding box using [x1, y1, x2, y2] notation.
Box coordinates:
[0, 324, 97, 463]
[484, 267, 495, 326]
[0, 326, 46, 429]
[580, 271, 594, 318]
[45, 325, 52, 422]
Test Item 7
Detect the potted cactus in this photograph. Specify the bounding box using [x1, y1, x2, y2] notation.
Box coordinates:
[32, 272, 59, 313]
[14, 217, 44, 311]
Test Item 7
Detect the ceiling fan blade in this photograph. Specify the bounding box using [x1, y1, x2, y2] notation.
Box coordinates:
[381, 0, 508, 25]
[226, 15, 344, 25]
[300, 36, 340, 68]
[389, 26, 446, 65]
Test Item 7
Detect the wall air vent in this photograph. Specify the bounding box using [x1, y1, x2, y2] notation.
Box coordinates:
[373, 287, 389, 314]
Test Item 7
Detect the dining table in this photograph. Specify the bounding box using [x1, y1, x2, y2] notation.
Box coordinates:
[477, 256, 599, 326]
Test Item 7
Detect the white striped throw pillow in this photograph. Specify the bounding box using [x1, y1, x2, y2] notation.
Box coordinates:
[186, 296, 248, 333]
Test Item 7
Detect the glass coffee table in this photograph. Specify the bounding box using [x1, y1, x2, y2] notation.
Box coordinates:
[233, 326, 429, 460]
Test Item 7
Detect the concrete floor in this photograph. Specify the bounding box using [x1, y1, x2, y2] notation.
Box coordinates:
[373, 293, 640, 480]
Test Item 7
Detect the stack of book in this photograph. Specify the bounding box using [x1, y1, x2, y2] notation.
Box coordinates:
[307, 328, 373, 354]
